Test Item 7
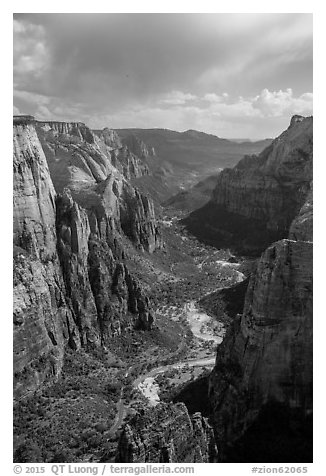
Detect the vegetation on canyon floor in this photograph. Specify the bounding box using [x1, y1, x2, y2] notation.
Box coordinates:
[14, 213, 248, 463]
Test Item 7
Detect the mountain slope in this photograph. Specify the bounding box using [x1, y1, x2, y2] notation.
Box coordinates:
[183, 116, 312, 254]
[116, 128, 272, 201]
[13, 116, 162, 400]
[206, 117, 313, 462]
[209, 231, 313, 462]
[164, 174, 220, 213]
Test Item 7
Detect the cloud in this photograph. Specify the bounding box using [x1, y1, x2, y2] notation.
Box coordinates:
[253, 88, 313, 117]
[203, 93, 228, 103]
[13, 13, 313, 139]
[13, 19, 49, 79]
[85, 88, 313, 139]
[159, 91, 197, 106]
[13, 83, 312, 139]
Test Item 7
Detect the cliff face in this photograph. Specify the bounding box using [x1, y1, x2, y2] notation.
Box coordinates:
[116, 403, 218, 463]
[13, 119, 80, 399]
[209, 216, 313, 461]
[94, 127, 150, 180]
[213, 115, 312, 232]
[207, 116, 313, 461]
[13, 117, 161, 399]
[184, 116, 312, 254]
[289, 188, 313, 242]
[36, 121, 162, 253]
[120, 133, 156, 160]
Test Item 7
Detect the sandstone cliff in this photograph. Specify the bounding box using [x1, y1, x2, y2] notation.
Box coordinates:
[13, 118, 80, 399]
[94, 127, 150, 180]
[184, 115, 313, 254]
[36, 121, 162, 253]
[120, 133, 156, 160]
[116, 403, 218, 463]
[289, 187, 313, 242]
[209, 196, 313, 461]
[13, 117, 161, 399]
[205, 116, 313, 461]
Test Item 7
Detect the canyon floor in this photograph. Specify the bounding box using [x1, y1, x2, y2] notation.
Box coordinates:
[14, 205, 251, 463]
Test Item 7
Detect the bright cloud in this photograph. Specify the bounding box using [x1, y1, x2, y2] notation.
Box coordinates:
[159, 91, 197, 105]
[84, 88, 312, 139]
[253, 88, 313, 117]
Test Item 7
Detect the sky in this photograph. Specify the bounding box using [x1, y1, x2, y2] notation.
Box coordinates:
[13, 13, 313, 139]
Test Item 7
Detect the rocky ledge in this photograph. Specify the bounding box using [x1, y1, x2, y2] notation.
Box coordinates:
[116, 403, 218, 463]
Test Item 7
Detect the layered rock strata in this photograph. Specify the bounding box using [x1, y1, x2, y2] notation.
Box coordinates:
[184, 116, 313, 253]
[36, 121, 162, 252]
[120, 133, 156, 160]
[13, 118, 80, 399]
[289, 188, 313, 242]
[94, 127, 150, 179]
[116, 403, 218, 463]
[209, 222, 313, 461]
[13, 117, 161, 399]
[207, 116, 313, 461]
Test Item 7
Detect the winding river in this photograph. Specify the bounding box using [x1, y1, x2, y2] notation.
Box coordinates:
[108, 258, 246, 431]
[134, 259, 245, 406]
[134, 301, 224, 406]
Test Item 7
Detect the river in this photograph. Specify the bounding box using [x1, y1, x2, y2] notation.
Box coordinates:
[134, 301, 224, 406]
[134, 259, 245, 406]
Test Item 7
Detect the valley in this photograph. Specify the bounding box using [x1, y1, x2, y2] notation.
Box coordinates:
[13, 115, 313, 464]
[14, 203, 250, 463]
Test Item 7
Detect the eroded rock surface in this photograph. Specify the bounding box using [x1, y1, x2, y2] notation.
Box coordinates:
[13, 117, 161, 399]
[94, 127, 150, 179]
[120, 133, 157, 160]
[37, 121, 161, 252]
[205, 116, 313, 461]
[13, 118, 79, 399]
[184, 116, 313, 253]
[116, 403, 218, 463]
[209, 232, 313, 461]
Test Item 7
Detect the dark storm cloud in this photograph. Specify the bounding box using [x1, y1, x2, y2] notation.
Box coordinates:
[13, 13, 313, 138]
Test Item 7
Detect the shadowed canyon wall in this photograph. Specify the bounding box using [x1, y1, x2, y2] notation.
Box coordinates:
[208, 117, 313, 461]
[13, 114, 313, 463]
[184, 115, 312, 254]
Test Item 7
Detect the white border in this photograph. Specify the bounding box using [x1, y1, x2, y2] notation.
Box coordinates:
[4, 3, 324, 475]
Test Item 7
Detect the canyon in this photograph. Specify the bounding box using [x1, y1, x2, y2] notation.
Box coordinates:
[13, 114, 313, 464]
[184, 115, 312, 254]
[116, 127, 272, 203]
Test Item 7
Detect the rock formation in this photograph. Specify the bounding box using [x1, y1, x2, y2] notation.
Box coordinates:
[289, 187, 313, 242]
[116, 128, 272, 204]
[116, 403, 218, 463]
[120, 133, 157, 160]
[208, 121, 313, 461]
[13, 117, 80, 400]
[184, 115, 313, 254]
[209, 239, 312, 460]
[36, 120, 162, 252]
[13, 116, 162, 400]
[13, 113, 313, 463]
[94, 127, 150, 180]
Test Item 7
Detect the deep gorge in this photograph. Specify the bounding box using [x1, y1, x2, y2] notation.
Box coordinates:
[13, 114, 313, 464]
